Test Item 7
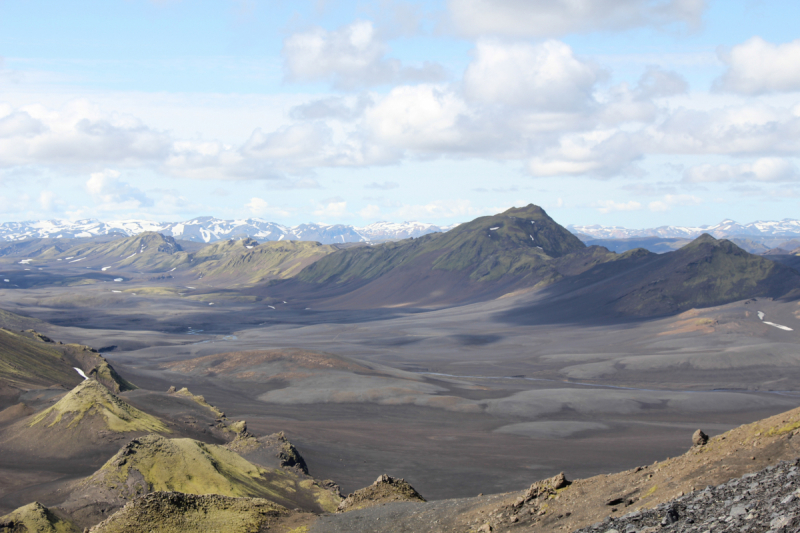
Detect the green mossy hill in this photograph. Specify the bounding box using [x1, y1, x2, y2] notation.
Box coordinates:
[0, 238, 74, 261]
[613, 234, 800, 316]
[28, 379, 166, 433]
[56, 232, 191, 273]
[191, 240, 335, 285]
[336, 474, 425, 513]
[87, 492, 292, 533]
[0, 502, 80, 533]
[296, 204, 585, 284]
[78, 434, 341, 513]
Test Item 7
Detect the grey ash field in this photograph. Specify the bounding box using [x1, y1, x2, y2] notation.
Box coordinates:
[2, 204, 800, 532]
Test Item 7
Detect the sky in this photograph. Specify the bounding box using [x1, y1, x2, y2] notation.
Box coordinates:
[0, 0, 799, 228]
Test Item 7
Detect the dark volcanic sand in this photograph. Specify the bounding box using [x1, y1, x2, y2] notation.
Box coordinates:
[2, 280, 800, 504]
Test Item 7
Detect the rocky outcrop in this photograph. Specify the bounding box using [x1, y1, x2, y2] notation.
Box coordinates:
[87, 492, 297, 533]
[337, 474, 425, 513]
[575, 459, 800, 533]
[692, 429, 709, 447]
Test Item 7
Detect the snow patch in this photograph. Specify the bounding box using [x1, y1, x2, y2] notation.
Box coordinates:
[764, 321, 793, 331]
[113, 278, 123, 282]
[101, 266, 111, 271]
[490, 227, 499, 231]
[73, 367, 89, 380]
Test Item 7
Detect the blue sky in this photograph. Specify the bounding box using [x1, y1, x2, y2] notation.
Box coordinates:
[1, 0, 799, 228]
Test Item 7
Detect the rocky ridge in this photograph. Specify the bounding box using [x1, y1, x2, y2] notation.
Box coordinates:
[337, 474, 426, 513]
[576, 459, 800, 533]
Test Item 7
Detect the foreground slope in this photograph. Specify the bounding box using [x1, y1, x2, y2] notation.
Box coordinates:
[306, 404, 800, 532]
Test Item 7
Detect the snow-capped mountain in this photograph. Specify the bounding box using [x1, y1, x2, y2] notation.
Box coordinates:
[357, 221, 460, 241]
[569, 219, 800, 240]
[0, 218, 456, 244]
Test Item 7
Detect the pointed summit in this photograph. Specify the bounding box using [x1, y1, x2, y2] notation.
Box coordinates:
[27, 379, 166, 434]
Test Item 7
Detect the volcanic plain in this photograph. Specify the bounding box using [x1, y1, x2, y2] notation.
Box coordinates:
[2, 205, 800, 531]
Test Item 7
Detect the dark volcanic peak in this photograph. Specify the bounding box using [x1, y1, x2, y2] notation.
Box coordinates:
[631, 233, 800, 313]
[506, 233, 800, 323]
[297, 204, 582, 285]
[281, 204, 590, 307]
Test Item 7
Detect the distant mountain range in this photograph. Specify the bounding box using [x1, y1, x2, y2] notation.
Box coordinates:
[0, 218, 457, 244]
[569, 219, 800, 240]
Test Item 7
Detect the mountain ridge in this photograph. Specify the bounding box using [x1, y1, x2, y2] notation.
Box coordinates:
[571, 218, 800, 240]
[0, 218, 459, 244]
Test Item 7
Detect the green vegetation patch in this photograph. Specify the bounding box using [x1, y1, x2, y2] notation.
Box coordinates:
[0, 501, 80, 533]
[29, 380, 166, 433]
[90, 434, 341, 512]
[88, 492, 287, 533]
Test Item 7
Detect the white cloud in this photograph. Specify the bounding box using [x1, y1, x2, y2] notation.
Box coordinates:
[636, 66, 688, 99]
[245, 197, 291, 217]
[592, 199, 643, 214]
[0, 100, 170, 170]
[527, 130, 642, 177]
[448, 0, 706, 38]
[313, 198, 349, 219]
[282, 20, 444, 89]
[645, 104, 800, 156]
[364, 84, 472, 152]
[683, 158, 800, 183]
[715, 37, 800, 95]
[648, 193, 701, 212]
[86, 169, 153, 208]
[463, 40, 601, 110]
[0, 110, 46, 139]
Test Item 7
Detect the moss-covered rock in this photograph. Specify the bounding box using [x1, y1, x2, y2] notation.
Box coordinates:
[87, 492, 293, 533]
[28, 379, 165, 433]
[0, 502, 80, 533]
